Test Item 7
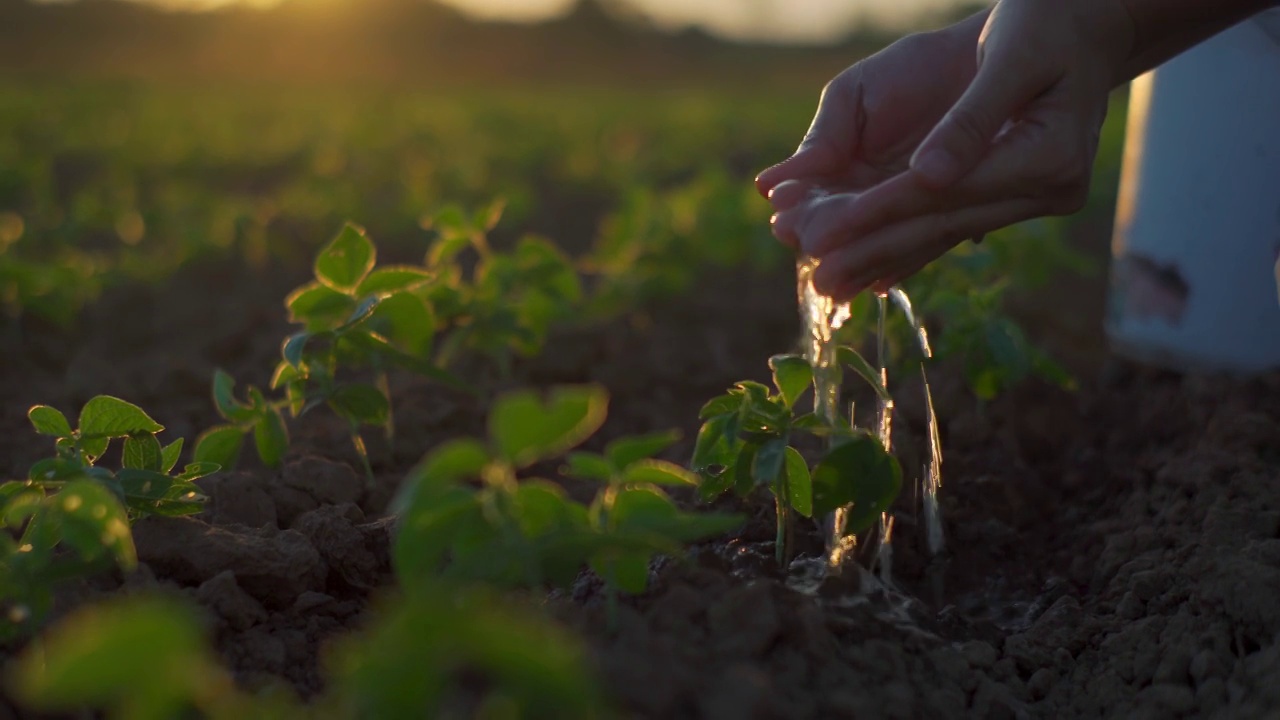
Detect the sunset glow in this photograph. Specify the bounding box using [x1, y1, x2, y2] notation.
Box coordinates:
[109, 0, 961, 42]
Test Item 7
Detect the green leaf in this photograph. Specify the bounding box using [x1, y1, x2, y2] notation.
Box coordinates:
[811, 432, 902, 531]
[159, 438, 183, 474]
[10, 596, 218, 720]
[736, 381, 772, 407]
[513, 480, 587, 539]
[329, 384, 391, 426]
[837, 345, 891, 402]
[783, 447, 812, 518]
[211, 369, 255, 423]
[175, 462, 221, 482]
[622, 460, 699, 486]
[769, 354, 813, 409]
[253, 407, 289, 469]
[315, 223, 375, 293]
[731, 442, 758, 496]
[3, 485, 44, 528]
[283, 332, 311, 368]
[698, 392, 742, 419]
[393, 486, 485, 580]
[562, 452, 614, 481]
[27, 406, 72, 437]
[690, 414, 738, 470]
[419, 439, 491, 482]
[81, 436, 110, 463]
[78, 396, 163, 439]
[752, 437, 787, 490]
[122, 433, 163, 472]
[51, 480, 136, 569]
[285, 281, 356, 326]
[370, 291, 435, 357]
[611, 486, 742, 543]
[116, 469, 177, 504]
[193, 425, 244, 472]
[489, 385, 608, 468]
[356, 266, 434, 297]
[696, 468, 735, 502]
[338, 295, 381, 331]
[28, 458, 83, 482]
[426, 233, 472, 268]
[605, 430, 679, 469]
[270, 360, 303, 390]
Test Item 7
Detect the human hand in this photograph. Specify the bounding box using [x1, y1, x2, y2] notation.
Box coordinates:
[770, 0, 1134, 300]
[755, 9, 990, 205]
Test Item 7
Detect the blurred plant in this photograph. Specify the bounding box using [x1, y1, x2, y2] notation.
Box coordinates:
[424, 201, 583, 375]
[8, 587, 607, 720]
[692, 352, 901, 564]
[392, 384, 742, 625]
[833, 217, 1091, 400]
[2, 397, 216, 640]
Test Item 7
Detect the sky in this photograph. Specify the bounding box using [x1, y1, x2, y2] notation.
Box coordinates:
[124, 0, 963, 43]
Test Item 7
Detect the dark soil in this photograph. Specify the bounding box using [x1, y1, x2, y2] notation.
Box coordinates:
[3, 240, 1279, 719]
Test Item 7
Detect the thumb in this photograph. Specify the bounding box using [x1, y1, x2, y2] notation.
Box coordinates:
[909, 59, 1044, 189]
[755, 143, 843, 198]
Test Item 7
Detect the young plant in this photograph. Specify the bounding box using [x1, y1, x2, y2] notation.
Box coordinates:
[693, 353, 902, 565]
[2, 396, 216, 639]
[9, 584, 606, 720]
[195, 223, 456, 478]
[424, 202, 583, 376]
[391, 385, 742, 623]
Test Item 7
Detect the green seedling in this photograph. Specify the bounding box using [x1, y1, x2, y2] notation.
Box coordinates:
[195, 223, 459, 478]
[693, 352, 901, 565]
[2, 396, 217, 639]
[425, 202, 582, 376]
[392, 385, 742, 627]
[9, 584, 605, 720]
[192, 369, 291, 474]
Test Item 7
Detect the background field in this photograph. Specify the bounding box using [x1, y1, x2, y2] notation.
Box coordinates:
[7, 3, 1280, 720]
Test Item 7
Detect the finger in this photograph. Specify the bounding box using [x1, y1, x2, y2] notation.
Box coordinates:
[756, 75, 862, 197]
[772, 190, 855, 252]
[812, 197, 1047, 298]
[802, 118, 1051, 257]
[909, 41, 1059, 189]
[767, 179, 824, 212]
[756, 146, 843, 199]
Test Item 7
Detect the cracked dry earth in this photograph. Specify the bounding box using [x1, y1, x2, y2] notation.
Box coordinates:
[2, 255, 1280, 719]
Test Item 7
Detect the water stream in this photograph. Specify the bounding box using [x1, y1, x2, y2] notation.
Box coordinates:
[796, 259, 946, 574]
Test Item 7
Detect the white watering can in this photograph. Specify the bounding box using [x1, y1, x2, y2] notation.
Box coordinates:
[1106, 9, 1280, 374]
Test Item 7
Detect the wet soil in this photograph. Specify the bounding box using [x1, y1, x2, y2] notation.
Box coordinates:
[2, 241, 1279, 719]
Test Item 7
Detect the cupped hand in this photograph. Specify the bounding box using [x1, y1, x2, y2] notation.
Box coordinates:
[771, 0, 1135, 300]
[755, 10, 990, 211]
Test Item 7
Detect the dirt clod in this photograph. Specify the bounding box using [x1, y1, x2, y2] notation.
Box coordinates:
[133, 516, 326, 608]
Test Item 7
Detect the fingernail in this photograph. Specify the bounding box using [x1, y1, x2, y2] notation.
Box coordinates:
[770, 214, 797, 248]
[911, 149, 960, 187]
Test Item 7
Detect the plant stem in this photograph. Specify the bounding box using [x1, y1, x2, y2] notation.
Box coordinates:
[349, 424, 375, 486]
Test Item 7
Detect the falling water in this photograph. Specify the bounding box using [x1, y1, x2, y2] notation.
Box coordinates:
[797, 260, 948, 573]
[796, 258, 852, 565]
[872, 293, 895, 585]
[885, 288, 945, 556]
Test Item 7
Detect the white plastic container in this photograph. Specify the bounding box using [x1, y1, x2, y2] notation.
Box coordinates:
[1106, 9, 1280, 374]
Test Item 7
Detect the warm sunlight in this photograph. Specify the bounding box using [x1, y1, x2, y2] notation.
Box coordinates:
[100, 0, 958, 42]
